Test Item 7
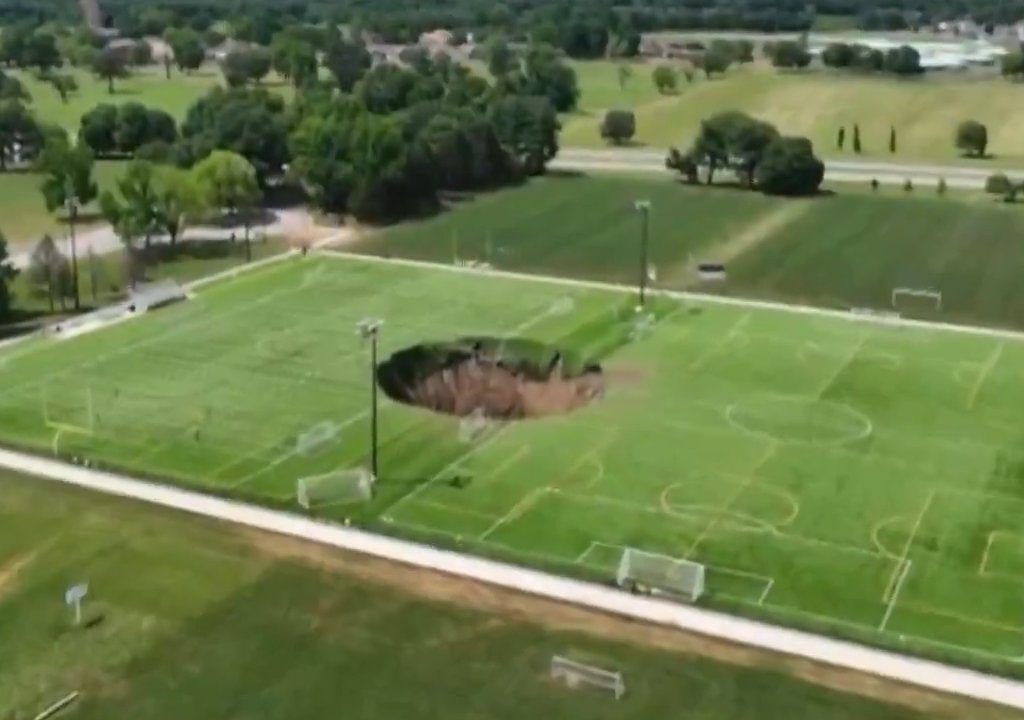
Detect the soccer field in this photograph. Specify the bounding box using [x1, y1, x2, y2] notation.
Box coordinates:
[1, 253, 1023, 670]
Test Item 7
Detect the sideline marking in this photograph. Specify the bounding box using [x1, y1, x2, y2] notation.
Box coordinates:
[879, 559, 912, 631]
[883, 491, 935, 604]
[967, 342, 1004, 410]
[479, 486, 550, 540]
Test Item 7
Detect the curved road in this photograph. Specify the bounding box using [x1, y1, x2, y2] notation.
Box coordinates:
[553, 147, 1020, 189]
[0, 442, 1021, 708]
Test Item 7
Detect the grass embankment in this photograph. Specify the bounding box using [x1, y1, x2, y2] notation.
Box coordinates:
[2, 470, 972, 720]
[357, 173, 1024, 329]
[564, 60, 1024, 167]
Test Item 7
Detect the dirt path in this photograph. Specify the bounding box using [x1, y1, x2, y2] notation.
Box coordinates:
[240, 528, 1016, 720]
[683, 199, 811, 279]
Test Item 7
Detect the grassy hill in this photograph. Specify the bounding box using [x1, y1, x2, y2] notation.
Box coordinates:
[563, 60, 1024, 167]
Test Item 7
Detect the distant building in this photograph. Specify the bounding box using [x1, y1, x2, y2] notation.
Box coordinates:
[419, 29, 454, 47]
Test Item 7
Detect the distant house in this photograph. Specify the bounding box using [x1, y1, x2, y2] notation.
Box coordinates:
[419, 29, 454, 47]
[104, 38, 144, 64]
[208, 39, 259, 62]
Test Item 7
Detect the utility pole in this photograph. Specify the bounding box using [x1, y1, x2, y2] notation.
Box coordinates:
[356, 318, 383, 480]
[634, 199, 651, 308]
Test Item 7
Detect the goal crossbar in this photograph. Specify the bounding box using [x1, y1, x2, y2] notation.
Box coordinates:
[616, 547, 705, 602]
[550, 655, 625, 699]
[296, 468, 374, 509]
[892, 287, 942, 311]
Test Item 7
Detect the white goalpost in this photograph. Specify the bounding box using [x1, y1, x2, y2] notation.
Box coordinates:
[296, 468, 374, 509]
[458, 407, 491, 444]
[892, 287, 942, 312]
[42, 386, 95, 435]
[616, 547, 706, 602]
[550, 655, 625, 699]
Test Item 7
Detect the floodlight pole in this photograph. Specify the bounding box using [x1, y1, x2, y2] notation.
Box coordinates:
[357, 319, 383, 480]
[634, 200, 651, 307]
[66, 183, 80, 311]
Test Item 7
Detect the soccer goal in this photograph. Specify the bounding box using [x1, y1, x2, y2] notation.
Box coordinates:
[295, 420, 340, 456]
[892, 287, 942, 313]
[42, 386, 95, 437]
[616, 547, 706, 602]
[296, 468, 374, 509]
[550, 655, 625, 699]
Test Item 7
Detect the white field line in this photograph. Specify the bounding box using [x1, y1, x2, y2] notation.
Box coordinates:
[758, 578, 775, 606]
[3, 448, 1023, 708]
[883, 492, 935, 604]
[880, 560, 913, 631]
[967, 342, 1004, 410]
[318, 250, 1024, 345]
[479, 486, 549, 541]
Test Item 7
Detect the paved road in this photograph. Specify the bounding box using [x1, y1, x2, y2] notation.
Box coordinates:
[553, 147, 1020, 189]
[7, 208, 319, 271]
[0, 445, 1021, 708]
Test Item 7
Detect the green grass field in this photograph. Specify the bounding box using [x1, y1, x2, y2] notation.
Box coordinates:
[2, 252, 1024, 673]
[0, 161, 123, 243]
[5, 470, 993, 720]
[563, 61, 1024, 166]
[358, 174, 1024, 330]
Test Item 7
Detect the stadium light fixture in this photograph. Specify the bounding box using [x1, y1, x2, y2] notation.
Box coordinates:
[634, 200, 651, 308]
[356, 318, 383, 481]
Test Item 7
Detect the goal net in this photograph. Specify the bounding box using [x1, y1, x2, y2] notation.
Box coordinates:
[616, 547, 705, 602]
[550, 656, 625, 699]
[296, 468, 374, 509]
[42, 386, 95, 436]
[892, 287, 942, 314]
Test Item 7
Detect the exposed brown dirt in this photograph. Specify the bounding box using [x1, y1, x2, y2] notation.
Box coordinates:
[236, 527, 1019, 720]
[378, 344, 604, 419]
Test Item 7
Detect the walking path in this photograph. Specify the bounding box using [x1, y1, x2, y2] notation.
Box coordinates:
[1, 446, 1021, 708]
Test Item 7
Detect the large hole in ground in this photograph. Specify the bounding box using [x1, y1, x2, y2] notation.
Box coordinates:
[377, 337, 604, 419]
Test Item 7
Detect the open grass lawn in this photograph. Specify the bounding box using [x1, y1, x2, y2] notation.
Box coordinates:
[3, 472, 990, 720]
[14, 64, 225, 133]
[0, 161, 123, 243]
[2, 253, 1024, 673]
[357, 174, 1024, 330]
[564, 61, 1024, 166]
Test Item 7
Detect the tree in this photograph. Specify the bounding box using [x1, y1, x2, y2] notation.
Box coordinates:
[153, 166, 206, 247]
[687, 111, 778, 187]
[92, 48, 128, 94]
[130, 41, 154, 67]
[0, 22, 34, 67]
[324, 38, 372, 92]
[222, 47, 272, 86]
[100, 160, 163, 254]
[986, 172, 1014, 200]
[852, 45, 885, 72]
[889, 126, 897, 154]
[652, 65, 677, 94]
[0, 70, 29, 102]
[47, 73, 78, 104]
[769, 40, 811, 69]
[822, 43, 854, 68]
[191, 150, 262, 260]
[885, 45, 923, 75]
[0, 229, 16, 320]
[181, 87, 289, 181]
[489, 95, 560, 176]
[755, 136, 824, 196]
[600, 109, 635, 145]
[166, 28, 205, 74]
[486, 35, 516, 78]
[272, 36, 317, 87]
[0, 100, 42, 171]
[24, 32, 62, 74]
[27, 234, 71, 312]
[853, 123, 862, 153]
[78, 104, 119, 156]
[701, 48, 731, 78]
[356, 65, 423, 114]
[518, 44, 580, 113]
[1001, 51, 1024, 81]
[38, 136, 97, 310]
[665, 146, 698, 183]
[837, 126, 845, 150]
[956, 120, 988, 157]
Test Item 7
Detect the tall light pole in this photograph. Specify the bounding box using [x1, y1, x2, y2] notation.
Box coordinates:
[356, 318, 383, 480]
[634, 200, 651, 308]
